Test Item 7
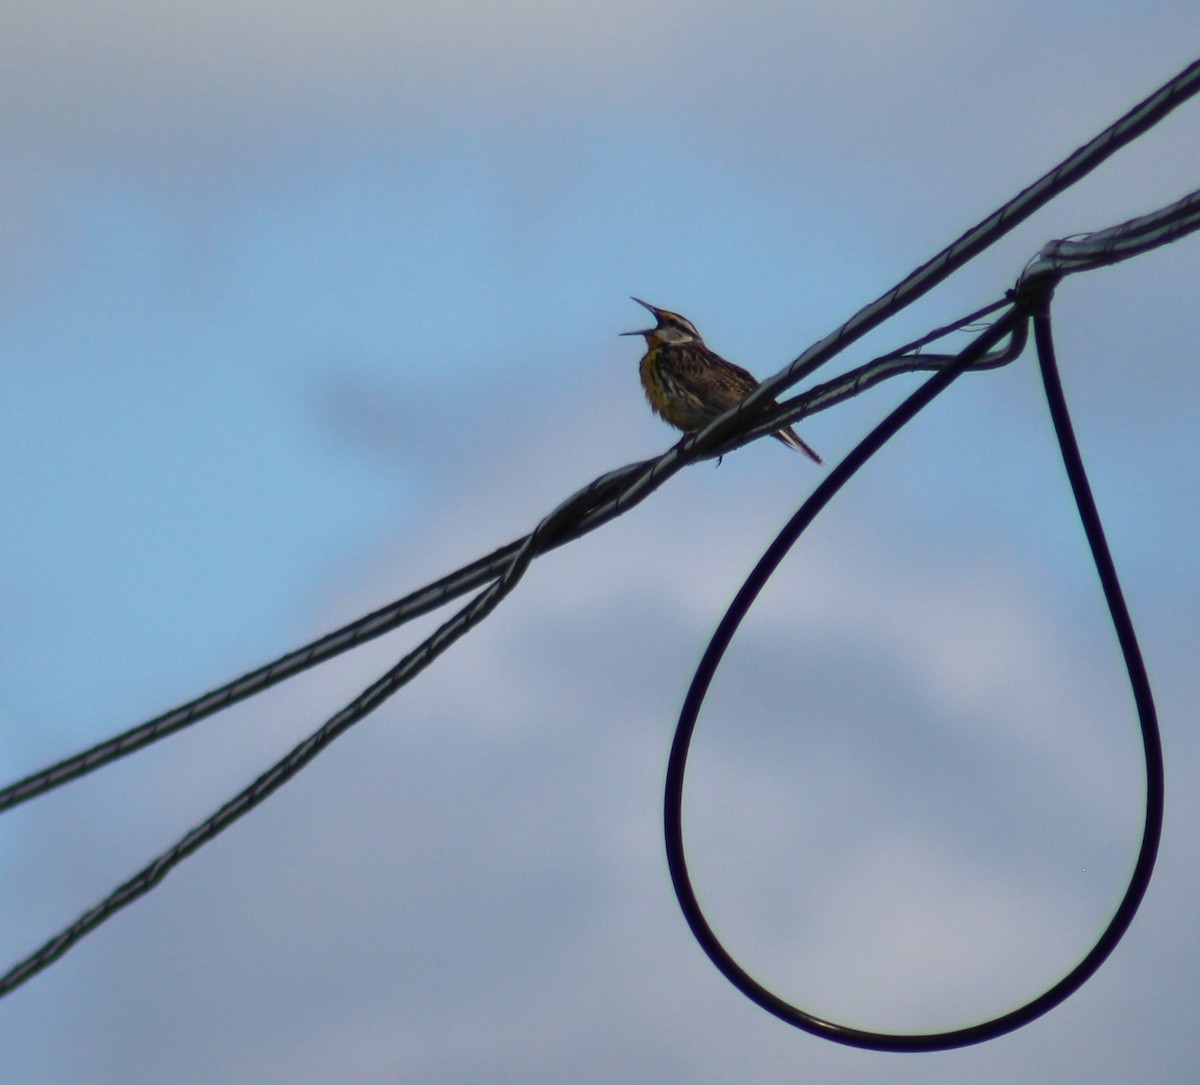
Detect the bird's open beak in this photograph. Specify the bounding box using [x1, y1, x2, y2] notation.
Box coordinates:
[621, 296, 659, 336]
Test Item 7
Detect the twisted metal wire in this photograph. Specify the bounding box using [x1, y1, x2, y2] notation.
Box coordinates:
[711, 58, 1200, 436]
[0, 487, 574, 996]
[6, 59, 1199, 818]
[1, 54, 1198, 1006]
[1021, 185, 1200, 288]
[0, 311, 1018, 816]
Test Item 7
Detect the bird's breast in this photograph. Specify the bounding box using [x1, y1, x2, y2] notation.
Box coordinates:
[639, 350, 671, 417]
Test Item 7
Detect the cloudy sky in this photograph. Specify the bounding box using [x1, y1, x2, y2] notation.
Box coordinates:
[2, 2, 1200, 1081]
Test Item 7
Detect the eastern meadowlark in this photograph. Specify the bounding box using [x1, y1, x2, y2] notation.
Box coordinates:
[621, 298, 822, 463]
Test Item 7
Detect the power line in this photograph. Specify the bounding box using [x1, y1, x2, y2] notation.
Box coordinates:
[662, 288, 1164, 1051]
[1, 55, 1198, 1026]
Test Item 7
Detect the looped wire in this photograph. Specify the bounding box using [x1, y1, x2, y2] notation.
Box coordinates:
[1, 56, 1195, 1009]
[662, 290, 1164, 1051]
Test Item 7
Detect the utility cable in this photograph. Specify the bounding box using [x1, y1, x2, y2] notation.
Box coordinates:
[662, 287, 1164, 1051]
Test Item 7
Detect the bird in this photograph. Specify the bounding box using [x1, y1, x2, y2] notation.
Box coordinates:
[621, 297, 822, 463]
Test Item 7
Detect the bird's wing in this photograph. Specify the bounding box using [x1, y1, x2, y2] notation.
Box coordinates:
[670, 351, 760, 409]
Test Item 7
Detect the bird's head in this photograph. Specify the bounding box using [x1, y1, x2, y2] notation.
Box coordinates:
[620, 297, 703, 347]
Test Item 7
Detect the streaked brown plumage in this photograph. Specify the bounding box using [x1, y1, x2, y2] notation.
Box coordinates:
[621, 298, 822, 463]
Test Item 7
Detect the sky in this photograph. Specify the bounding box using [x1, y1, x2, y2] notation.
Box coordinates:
[2, 2, 1200, 1081]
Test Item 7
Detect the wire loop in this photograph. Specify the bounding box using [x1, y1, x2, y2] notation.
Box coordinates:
[1, 55, 1195, 1006]
[662, 297, 1163, 1051]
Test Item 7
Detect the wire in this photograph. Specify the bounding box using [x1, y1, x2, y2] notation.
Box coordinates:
[744, 298, 1028, 450]
[732, 57, 1200, 419]
[1022, 185, 1200, 288]
[0, 492, 577, 997]
[0, 54, 1194, 1007]
[0, 317, 1008, 816]
[6, 58, 1200, 817]
[661, 287, 1164, 1051]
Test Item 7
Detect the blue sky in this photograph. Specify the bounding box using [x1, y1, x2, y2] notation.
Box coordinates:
[3, 3, 1200, 1082]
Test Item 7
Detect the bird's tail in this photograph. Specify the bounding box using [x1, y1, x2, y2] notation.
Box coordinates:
[774, 426, 823, 464]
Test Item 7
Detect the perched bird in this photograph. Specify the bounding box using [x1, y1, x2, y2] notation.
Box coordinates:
[621, 298, 822, 463]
